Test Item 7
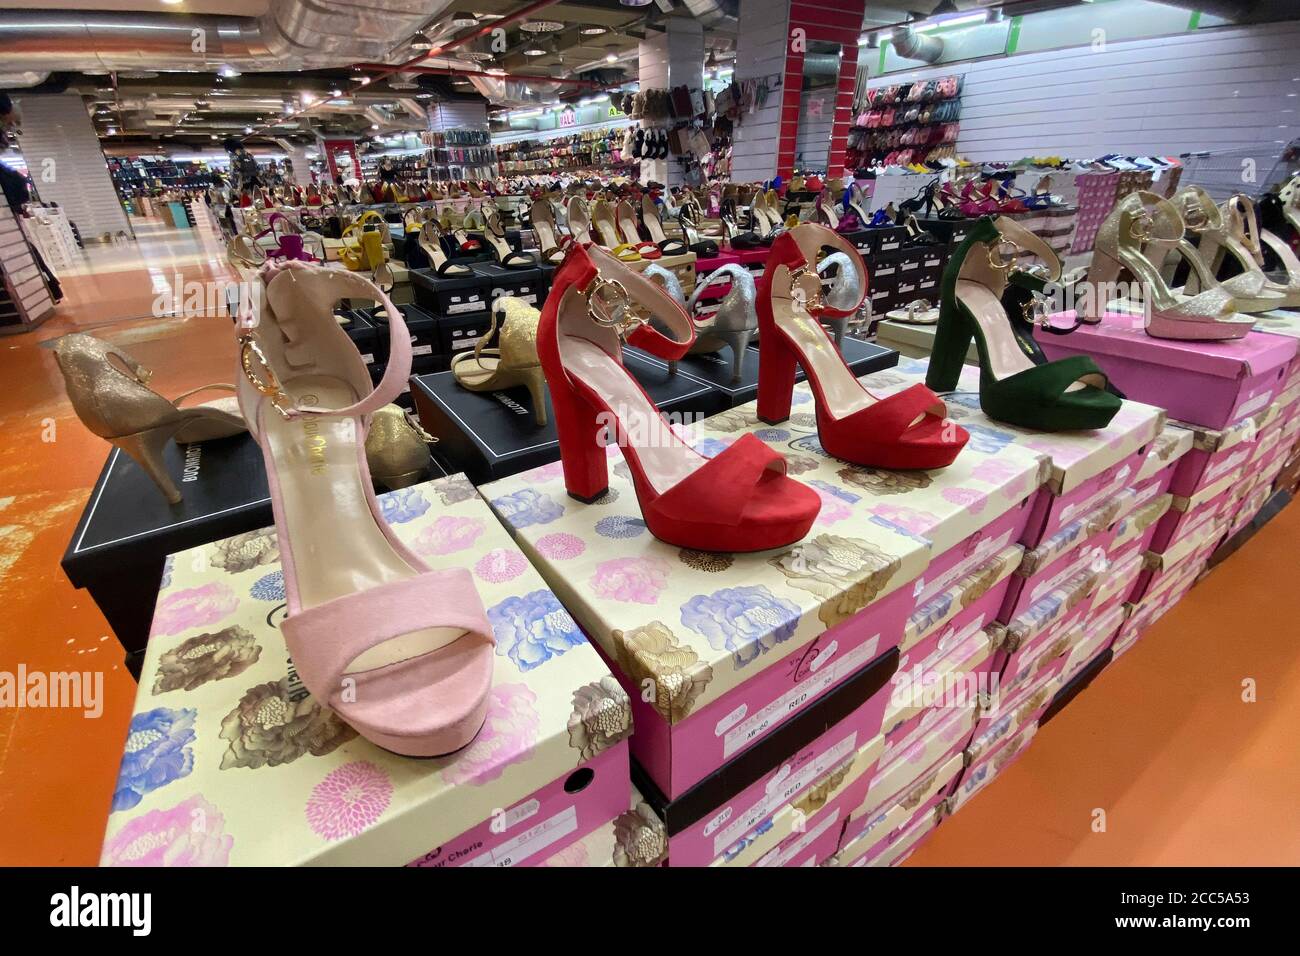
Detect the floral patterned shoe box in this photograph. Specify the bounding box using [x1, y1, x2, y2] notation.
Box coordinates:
[853, 793, 949, 867]
[1001, 486, 1135, 623]
[536, 784, 667, 868]
[1167, 404, 1279, 499]
[868, 359, 1164, 546]
[858, 699, 977, 831]
[721, 739, 880, 868]
[1135, 423, 1194, 488]
[835, 746, 964, 867]
[1040, 311, 1296, 430]
[1061, 600, 1128, 686]
[1148, 482, 1237, 559]
[946, 721, 1038, 818]
[661, 704, 887, 867]
[964, 660, 1060, 770]
[100, 476, 633, 868]
[994, 567, 1099, 691]
[481, 389, 1043, 798]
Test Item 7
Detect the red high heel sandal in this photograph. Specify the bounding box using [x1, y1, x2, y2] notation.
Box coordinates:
[755, 224, 968, 470]
[540, 244, 821, 552]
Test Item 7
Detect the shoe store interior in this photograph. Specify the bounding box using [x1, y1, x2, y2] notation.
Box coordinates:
[1, 0, 1298, 872]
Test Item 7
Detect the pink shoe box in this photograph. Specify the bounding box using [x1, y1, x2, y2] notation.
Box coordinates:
[535, 783, 667, 868]
[710, 731, 883, 868]
[1130, 522, 1224, 608]
[995, 567, 1100, 689]
[868, 700, 980, 827]
[837, 785, 952, 867]
[730, 245, 769, 277]
[1109, 490, 1173, 557]
[1040, 310, 1296, 430]
[864, 359, 1164, 546]
[1093, 539, 1148, 609]
[835, 748, 964, 865]
[1253, 308, 1300, 349]
[1002, 487, 1136, 622]
[882, 616, 1000, 749]
[965, 666, 1059, 768]
[947, 721, 1039, 816]
[655, 702, 887, 867]
[1168, 406, 1278, 498]
[754, 797, 853, 867]
[1227, 484, 1274, 539]
[101, 476, 633, 867]
[1134, 423, 1194, 487]
[1062, 600, 1128, 685]
[482, 382, 1043, 799]
[1149, 481, 1236, 556]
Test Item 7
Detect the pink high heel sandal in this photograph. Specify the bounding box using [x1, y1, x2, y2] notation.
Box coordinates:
[235, 260, 494, 756]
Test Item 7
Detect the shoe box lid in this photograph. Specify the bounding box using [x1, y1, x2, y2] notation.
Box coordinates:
[100, 475, 633, 867]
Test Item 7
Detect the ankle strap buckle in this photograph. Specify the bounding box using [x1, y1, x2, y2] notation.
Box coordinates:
[1128, 213, 1155, 241]
[788, 264, 826, 313]
[987, 238, 1021, 272]
[584, 276, 648, 336]
[237, 333, 295, 420]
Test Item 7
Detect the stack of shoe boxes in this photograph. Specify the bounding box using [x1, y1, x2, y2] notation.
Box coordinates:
[101, 476, 633, 867]
[482, 375, 1047, 866]
[822, 358, 1164, 866]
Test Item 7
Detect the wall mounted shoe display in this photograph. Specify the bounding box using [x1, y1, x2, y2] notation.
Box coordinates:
[539, 243, 820, 551]
[235, 260, 494, 757]
[927, 216, 1122, 431]
[757, 223, 967, 468]
[55, 334, 246, 504]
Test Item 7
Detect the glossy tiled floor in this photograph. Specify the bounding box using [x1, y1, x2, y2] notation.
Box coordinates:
[0, 219, 1297, 866]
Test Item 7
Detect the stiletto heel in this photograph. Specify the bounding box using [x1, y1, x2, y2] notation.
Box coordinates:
[756, 327, 798, 424]
[451, 297, 549, 425]
[114, 427, 184, 504]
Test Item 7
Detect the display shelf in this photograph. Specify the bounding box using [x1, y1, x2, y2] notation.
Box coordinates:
[0, 204, 56, 335]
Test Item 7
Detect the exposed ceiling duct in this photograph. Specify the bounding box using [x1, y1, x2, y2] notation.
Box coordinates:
[0, 2, 458, 73]
[682, 0, 739, 28]
[891, 25, 945, 63]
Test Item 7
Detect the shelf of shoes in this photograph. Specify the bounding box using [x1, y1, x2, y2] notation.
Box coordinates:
[847, 76, 963, 170]
[0, 202, 56, 335]
[496, 129, 635, 176]
[19, 203, 79, 272]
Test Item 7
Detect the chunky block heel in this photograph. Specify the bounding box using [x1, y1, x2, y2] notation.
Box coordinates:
[924, 306, 973, 392]
[550, 379, 609, 503]
[756, 331, 797, 424]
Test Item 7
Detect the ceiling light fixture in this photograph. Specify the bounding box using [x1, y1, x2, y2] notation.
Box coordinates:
[523, 46, 547, 56]
[619, 0, 654, 7]
[605, 53, 619, 63]
[331, 88, 342, 96]
[520, 20, 564, 33]
[450, 14, 480, 29]
[580, 26, 607, 36]
[486, 67, 506, 75]
[915, 12, 986, 32]
[409, 30, 434, 50]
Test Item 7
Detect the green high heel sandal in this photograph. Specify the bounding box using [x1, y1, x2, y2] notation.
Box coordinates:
[925, 216, 1122, 432]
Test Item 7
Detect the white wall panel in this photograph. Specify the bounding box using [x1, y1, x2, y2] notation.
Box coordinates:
[864, 23, 1300, 166]
[14, 94, 132, 240]
[731, 0, 790, 183]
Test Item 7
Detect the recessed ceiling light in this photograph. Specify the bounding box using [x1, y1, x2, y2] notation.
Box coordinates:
[331, 88, 342, 96]
[523, 47, 547, 56]
[460, 51, 494, 62]
[520, 20, 564, 33]
[161, 0, 183, 5]
[580, 26, 607, 36]
[486, 67, 506, 75]
[244, 126, 253, 134]
[218, 65, 241, 78]
[416, 91, 434, 99]
[371, 123, 380, 129]
[605, 53, 619, 63]
[619, 0, 654, 6]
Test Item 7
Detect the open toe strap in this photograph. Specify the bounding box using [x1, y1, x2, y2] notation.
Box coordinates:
[841, 383, 950, 444]
[651, 434, 788, 527]
[658, 237, 688, 256]
[501, 249, 537, 268]
[611, 243, 643, 262]
[784, 223, 867, 318]
[1000, 355, 1109, 403]
[281, 569, 494, 702]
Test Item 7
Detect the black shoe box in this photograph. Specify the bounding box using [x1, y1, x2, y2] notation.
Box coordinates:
[338, 311, 380, 368]
[628, 336, 898, 412]
[914, 216, 975, 246]
[355, 303, 443, 373]
[476, 262, 548, 308]
[410, 349, 720, 484]
[61, 433, 273, 663]
[872, 224, 908, 254]
[409, 266, 493, 316]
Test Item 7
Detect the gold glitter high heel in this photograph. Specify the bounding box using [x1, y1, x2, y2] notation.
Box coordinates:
[451, 296, 548, 425]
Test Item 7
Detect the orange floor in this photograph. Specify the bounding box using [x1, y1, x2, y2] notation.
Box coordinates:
[0, 222, 1297, 866]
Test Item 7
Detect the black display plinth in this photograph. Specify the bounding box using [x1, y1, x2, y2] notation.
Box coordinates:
[628, 335, 899, 412]
[61, 433, 272, 668]
[410, 350, 720, 484]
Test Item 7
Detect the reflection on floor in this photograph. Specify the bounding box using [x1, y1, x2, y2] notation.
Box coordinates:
[2, 218, 1298, 866]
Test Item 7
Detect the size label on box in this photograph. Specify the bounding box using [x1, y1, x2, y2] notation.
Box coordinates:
[461, 805, 578, 868]
[756, 808, 842, 867]
[1060, 463, 1131, 525]
[412, 344, 434, 356]
[714, 733, 857, 857]
[447, 300, 486, 314]
[721, 637, 879, 759]
[918, 527, 1016, 604]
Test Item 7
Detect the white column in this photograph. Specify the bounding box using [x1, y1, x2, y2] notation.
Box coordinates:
[638, 18, 704, 187]
[730, 0, 791, 184]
